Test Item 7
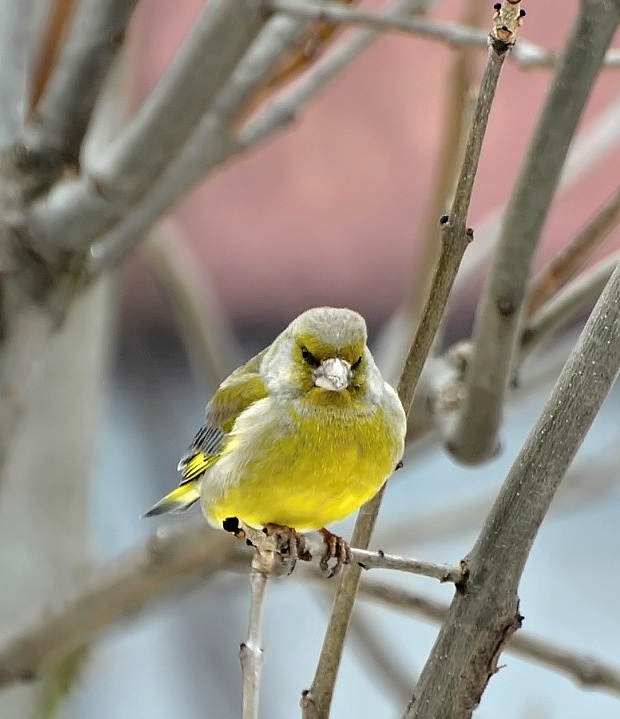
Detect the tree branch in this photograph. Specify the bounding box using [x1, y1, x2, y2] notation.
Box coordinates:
[0, 520, 231, 687]
[358, 580, 620, 699]
[142, 221, 241, 389]
[453, 93, 620, 300]
[269, 0, 620, 70]
[26, 0, 269, 263]
[27, 0, 140, 167]
[525, 185, 620, 318]
[520, 250, 620, 361]
[0, 0, 36, 146]
[240, 547, 278, 719]
[448, 0, 620, 464]
[404, 234, 620, 718]
[302, 155, 473, 717]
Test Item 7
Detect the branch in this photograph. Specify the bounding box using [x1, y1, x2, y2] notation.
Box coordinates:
[453, 93, 620, 300]
[448, 0, 620, 464]
[28, 0, 77, 115]
[302, 150, 473, 717]
[405, 233, 620, 717]
[520, 250, 620, 361]
[405, 0, 485, 324]
[354, 549, 464, 585]
[270, 0, 620, 71]
[358, 580, 620, 699]
[27, 0, 139, 167]
[26, 0, 269, 263]
[0, 520, 232, 686]
[240, 546, 278, 719]
[525, 185, 620, 318]
[80, 0, 434, 277]
[237, 0, 434, 151]
[142, 221, 241, 389]
[0, 0, 36, 146]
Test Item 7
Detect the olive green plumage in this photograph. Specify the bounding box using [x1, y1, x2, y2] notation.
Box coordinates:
[144, 307, 406, 533]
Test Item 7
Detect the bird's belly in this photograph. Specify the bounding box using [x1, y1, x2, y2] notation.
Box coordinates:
[204, 406, 399, 532]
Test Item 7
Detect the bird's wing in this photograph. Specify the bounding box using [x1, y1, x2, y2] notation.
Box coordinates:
[178, 349, 269, 484]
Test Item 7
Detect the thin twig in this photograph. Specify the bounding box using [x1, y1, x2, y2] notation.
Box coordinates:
[407, 0, 485, 320]
[238, 0, 433, 151]
[525, 186, 620, 318]
[354, 549, 464, 584]
[0, 0, 36, 145]
[302, 158, 472, 719]
[520, 250, 620, 361]
[240, 547, 278, 719]
[453, 93, 620, 300]
[28, 0, 77, 115]
[405, 223, 620, 717]
[269, 0, 620, 70]
[27, 0, 139, 166]
[448, 0, 620, 464]
[357, 580, 620, 699]
[142, 221, 241, 389]
[0, 515, 464, 692]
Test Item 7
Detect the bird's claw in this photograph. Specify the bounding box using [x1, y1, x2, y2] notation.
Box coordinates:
[319, 528, 352, 578]
[263, 523, 312, 574]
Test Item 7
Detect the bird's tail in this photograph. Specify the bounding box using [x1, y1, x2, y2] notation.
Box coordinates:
[142, 480, 201, 517]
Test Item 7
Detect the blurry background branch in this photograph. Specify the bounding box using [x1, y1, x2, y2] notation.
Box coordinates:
[447, 0, 620, 464]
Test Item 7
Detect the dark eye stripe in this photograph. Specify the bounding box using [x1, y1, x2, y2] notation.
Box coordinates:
[351, 356, 363, 370]
[301, 346, 320, 367]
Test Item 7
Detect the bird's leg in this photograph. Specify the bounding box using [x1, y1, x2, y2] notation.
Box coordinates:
[262, 523, 313, 574]
[318, 528, 352, 578]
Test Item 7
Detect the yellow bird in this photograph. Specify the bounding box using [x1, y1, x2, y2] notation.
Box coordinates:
[144, 307, 406, 574]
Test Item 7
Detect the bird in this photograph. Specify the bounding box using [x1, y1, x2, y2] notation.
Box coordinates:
[143, 306, 407, 576]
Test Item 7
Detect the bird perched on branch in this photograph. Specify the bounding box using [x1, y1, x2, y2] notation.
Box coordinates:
[144, 306, 406, 576]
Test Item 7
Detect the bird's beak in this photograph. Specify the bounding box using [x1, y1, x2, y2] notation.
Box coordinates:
[314, 357, 351, 391]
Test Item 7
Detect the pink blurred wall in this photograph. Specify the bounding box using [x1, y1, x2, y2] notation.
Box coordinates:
[122, 0, 620, 327]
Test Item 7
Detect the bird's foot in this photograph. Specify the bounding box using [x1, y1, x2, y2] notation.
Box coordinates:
[319, 528, 352, 578]
[262, 523, 313, 574]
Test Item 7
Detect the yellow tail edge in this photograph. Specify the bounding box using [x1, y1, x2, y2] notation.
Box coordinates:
[142, 481, 201, 518]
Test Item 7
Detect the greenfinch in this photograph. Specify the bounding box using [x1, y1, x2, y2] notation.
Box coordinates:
[144, 307, 406, 572]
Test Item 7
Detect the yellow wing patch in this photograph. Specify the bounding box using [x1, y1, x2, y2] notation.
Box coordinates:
[180, 451, 219, 481]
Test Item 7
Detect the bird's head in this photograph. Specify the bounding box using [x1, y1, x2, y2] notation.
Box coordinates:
[262, 307, 382, 401]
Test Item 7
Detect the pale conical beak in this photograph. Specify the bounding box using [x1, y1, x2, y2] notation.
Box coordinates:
[314, 357, 351, 391]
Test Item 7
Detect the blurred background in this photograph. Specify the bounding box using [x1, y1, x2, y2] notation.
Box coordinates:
[14, 0, 620, 717]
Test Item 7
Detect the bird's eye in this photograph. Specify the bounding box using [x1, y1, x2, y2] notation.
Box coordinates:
[351, 356, 363, 370]
[300, 346, 320, 367]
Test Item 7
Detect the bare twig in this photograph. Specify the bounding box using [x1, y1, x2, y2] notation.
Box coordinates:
[302, 168, 472, 718]
[405, 233, 620, 717]
[453, 93, 620, 300]
[520, 250, 620, 360]
[0, 520, 232, 687]
[358, 580, 620, 698]
[354, 549, 464, 585]
[0, 0, 36, 146]
[269, 0, 620, 70]
[142, 221, 240, 389]
[238, 0, 433, 151]
[27, 0, 139, 166]
[29, 0, 77, 115]
[448, 0, 620, 464]
[526, 186, 620, 318]
[405, 0, 484, 323]
[240, 547, 278, 719]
